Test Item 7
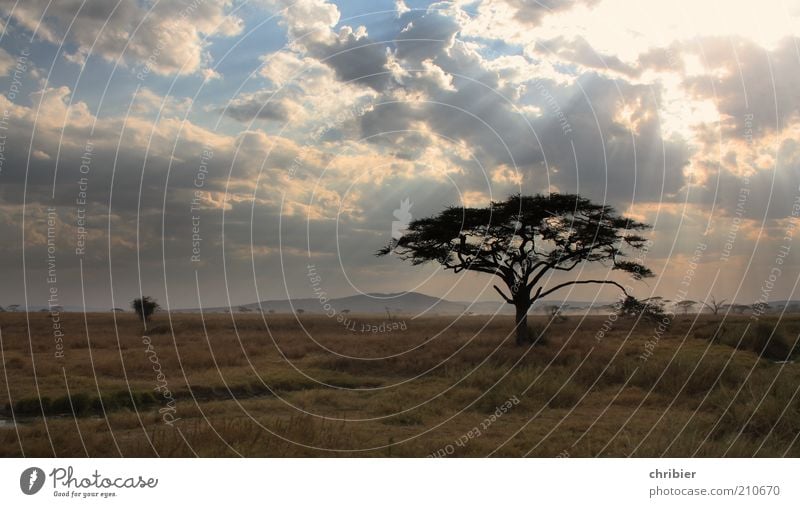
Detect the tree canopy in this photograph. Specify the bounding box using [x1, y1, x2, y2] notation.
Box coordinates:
[379, 194, 654, 344]
[132, 296, 160, 327]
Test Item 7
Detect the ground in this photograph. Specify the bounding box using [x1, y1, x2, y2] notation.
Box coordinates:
[0, 311, 798, 457]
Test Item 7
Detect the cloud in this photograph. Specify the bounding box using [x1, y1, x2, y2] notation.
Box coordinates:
[223, 89, 296, 122]
[533, 36, 639, 77]
[132, 88, 194, 117]
[682, 37, 800, 137]
[267, 0, 393, 91]
[395, 8, 461, 64]
[2, 0, 799, 307]
[0, 0, 243, 76]
[221, 50, 377, 127]
[0, 46, 13, 76]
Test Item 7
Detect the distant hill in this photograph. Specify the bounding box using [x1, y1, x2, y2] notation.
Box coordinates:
[176, 292, 617, 316]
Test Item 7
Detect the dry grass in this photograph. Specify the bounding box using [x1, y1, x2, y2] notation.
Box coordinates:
[1, 311, 798, 457]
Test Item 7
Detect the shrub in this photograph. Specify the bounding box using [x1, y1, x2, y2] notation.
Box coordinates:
[14, 396, 51, 416]
[746, 323, 794, 361]
[49, 393, 91, 416]
[132, 296, 160, 326]
[528, 323, 549, 346]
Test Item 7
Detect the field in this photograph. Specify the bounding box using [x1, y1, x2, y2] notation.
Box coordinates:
[1, 311, 799, 457]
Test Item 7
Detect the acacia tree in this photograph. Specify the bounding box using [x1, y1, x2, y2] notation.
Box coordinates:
[378, 194, 653, 345]
[616, 296, 667, 322]
[702, 296, 726, 315]
[132, 297, 160, 328]
[675, 300, 696, 315]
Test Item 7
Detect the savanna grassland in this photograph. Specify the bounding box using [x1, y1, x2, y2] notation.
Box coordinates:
[1, 310, 799, 457]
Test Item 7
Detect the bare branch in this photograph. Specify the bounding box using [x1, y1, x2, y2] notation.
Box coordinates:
[534, 279, 630, 303]
[493, 285, 513, 304]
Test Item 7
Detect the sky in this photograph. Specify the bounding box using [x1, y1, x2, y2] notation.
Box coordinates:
[0, 0, 798, 310]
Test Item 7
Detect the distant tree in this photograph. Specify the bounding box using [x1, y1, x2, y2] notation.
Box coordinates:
[751, 302, 769, 316]
[7, 304, 20, 312]
[786, 302, 800, 314]
[268, 309, 275, 314]
[616, 296, 666, 322]
[0, 305, 4, 312]
[296, 309, 305, 315]
[727, 304, 749, 315]
[341, 309, 350, 314]
[111, 308, 125, 313]
[596, 303, 618, 315]
[544, 304, 566, 322]
[701, 296, 726, 315]
[237, 305, 253, 313]
[378, 194, 652, 345]
[675, 300, 696, 315]
[132, 297, 160, 327]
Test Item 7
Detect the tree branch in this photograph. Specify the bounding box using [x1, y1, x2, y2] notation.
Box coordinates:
[493, 285, 513, 304]
[534, 279, 629, 303]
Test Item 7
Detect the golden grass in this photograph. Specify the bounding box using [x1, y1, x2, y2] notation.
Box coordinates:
[0, 311, 798, 457]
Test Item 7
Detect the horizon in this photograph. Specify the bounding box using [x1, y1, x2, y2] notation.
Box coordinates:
[9, 288, 800, 313]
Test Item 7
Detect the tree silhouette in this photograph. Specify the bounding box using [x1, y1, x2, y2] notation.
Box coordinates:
[544, 304, 566, 321]
[7, 304, 20, 312]
[378, 194, 653, 345]
[675, 300, 696, 315]
[701, 296, 726, 315]
[616, 296, 667, 322]
[727, 303, 749, 315]
[132, 297, 160, 327]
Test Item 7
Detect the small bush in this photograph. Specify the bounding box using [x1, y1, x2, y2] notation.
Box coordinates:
[14, 396, 51, 416]
[136, 391, 158, 406]
[745, 323, 794, 361]
[696, 320, 797, 361]
[528, 323, 549, 346]
[49, 393, 91, 416]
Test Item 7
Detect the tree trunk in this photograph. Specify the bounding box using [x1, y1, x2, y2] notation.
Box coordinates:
[514, 299, 531, 346]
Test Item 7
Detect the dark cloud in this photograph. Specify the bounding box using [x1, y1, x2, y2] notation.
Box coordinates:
[306, 28, 393, 91]
[395, 9, 461, 63]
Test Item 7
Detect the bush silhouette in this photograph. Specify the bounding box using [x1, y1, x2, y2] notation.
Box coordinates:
[132, 296, 160, 327]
